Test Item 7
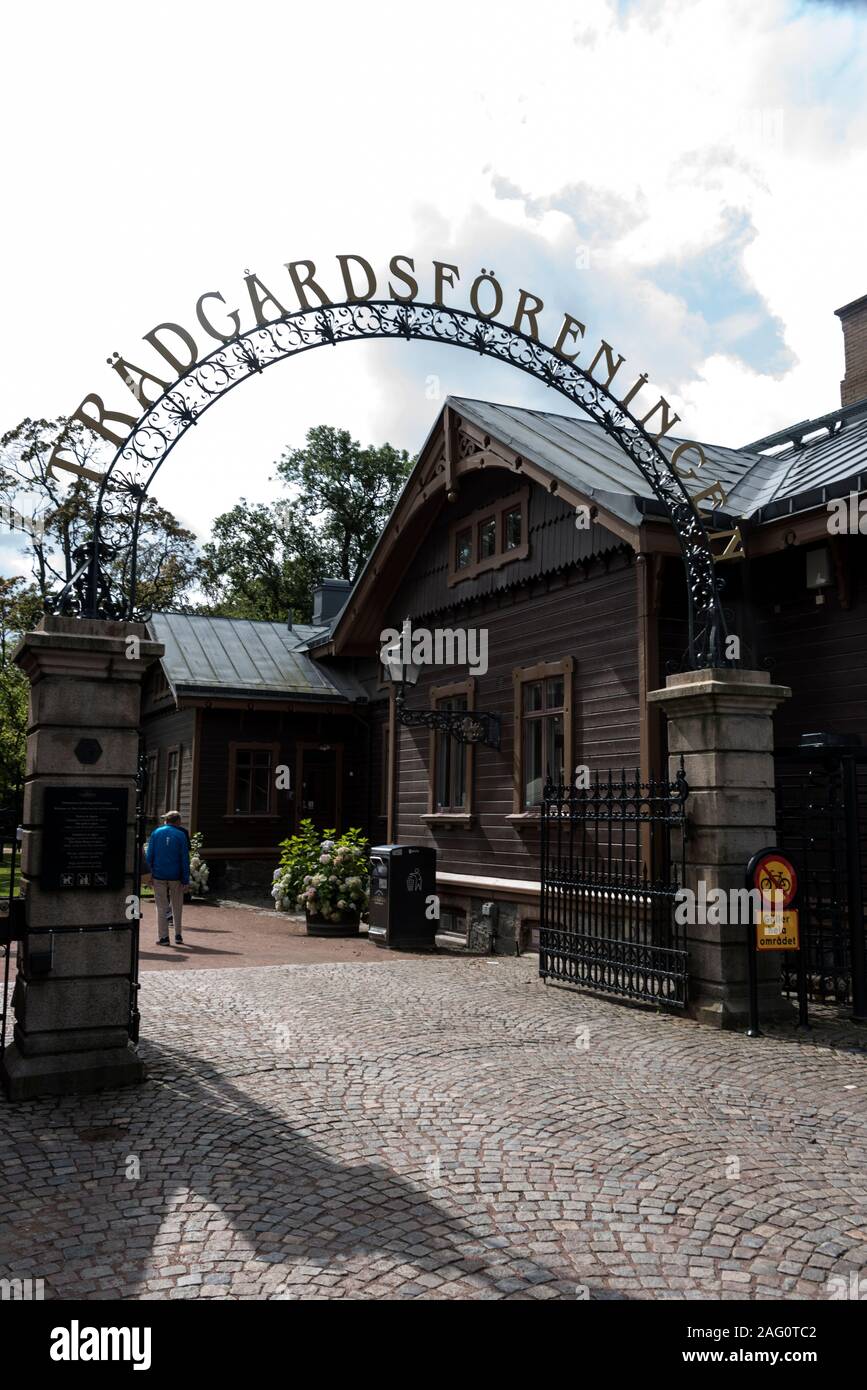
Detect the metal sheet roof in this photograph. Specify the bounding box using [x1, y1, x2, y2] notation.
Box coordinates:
[148, 613, 366, 701]
[450, 397, 867, 524]
[450, 397, 766, 524]
[737, 417, 867, 519]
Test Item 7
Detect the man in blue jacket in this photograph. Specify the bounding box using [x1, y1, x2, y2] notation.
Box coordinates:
[146, 810, 190, 946]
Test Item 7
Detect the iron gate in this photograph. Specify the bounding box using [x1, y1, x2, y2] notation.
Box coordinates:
[540, 765, 690, 1007]
[0, 788, 23, 1060]
[128, 738, 149, 1044]
[774, 740, 867, 1019]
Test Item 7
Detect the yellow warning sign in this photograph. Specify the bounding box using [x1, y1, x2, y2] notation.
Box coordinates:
[756, 908, 800, 951]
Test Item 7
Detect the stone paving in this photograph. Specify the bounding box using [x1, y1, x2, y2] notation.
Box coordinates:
[1, 954, 866, 1300]
[137, 901, 384, 971]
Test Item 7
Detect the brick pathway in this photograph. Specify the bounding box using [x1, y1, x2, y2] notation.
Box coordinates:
[137, 901, 384, 971]
[1, 953, 866, 1300]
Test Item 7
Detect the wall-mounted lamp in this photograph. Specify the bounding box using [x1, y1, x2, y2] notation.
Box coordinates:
[381, 634, 500, 749]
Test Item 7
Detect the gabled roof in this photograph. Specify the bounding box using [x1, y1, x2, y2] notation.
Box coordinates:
[323, 392, 867, 655]
[148, 612, 366, 702]
[450, 397, 867, 526]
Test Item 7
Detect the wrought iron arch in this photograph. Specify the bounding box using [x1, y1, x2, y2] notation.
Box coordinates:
[73, 299, 728, 667]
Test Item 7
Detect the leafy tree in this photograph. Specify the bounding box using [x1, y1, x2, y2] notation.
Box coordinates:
[0, 577, 41, 804]
[0, 417, 198, 615]
[275, 425, 412, 581]
[198, 499, 333, 623]
[200, 426, 413, 622]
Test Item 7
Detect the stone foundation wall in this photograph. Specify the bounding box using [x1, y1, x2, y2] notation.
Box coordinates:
[436, 893, 538, 955]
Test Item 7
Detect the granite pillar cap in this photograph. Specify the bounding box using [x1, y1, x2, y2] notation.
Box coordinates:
[647, 667, 791, 709]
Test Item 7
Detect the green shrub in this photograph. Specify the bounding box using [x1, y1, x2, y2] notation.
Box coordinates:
[272, 820, 369, 919]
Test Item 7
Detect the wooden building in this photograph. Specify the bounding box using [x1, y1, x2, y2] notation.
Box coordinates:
[144, 295, 867, 938]
[141, 581, 370, 895]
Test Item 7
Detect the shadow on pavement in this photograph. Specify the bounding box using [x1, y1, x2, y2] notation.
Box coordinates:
[42, 1039, 595, 1300]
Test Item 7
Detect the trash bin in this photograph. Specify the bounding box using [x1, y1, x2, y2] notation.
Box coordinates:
[368, 844, 437, 949]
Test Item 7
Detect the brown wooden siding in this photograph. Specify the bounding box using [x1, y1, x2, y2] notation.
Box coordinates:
[656, 557, 690, 682]
[395, 469, 625, 621]
[393, 553, 641, 882]
[141, 708, 195, 831]
[753, 538, 867, 746]
[654, 539, 867, 755]
[190, 705, 372, 857]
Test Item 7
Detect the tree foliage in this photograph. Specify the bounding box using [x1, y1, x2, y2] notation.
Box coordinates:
[198, 499, 333, 622]
[276, 426, 412, 582]
[0, 577, 41, 804]
[0, 417, 198, 614]
[0, 417, 413, 629]
[200, 426, 413, 621]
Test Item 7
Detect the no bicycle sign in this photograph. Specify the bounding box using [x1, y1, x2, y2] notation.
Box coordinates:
[743, 845, 808, 1036]
[748, 848, 800, 952]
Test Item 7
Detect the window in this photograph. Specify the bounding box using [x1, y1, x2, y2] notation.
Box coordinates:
[455, 528, 472, 571]
[228, 743, 278, 816]
[145, 751, 159, 818]
[512, 658, 573, 811]
[448, 488, 529, 585]
[165, 746, 180, 812]
[478, 516, 496, 560]
[435, 697, 468, 810]
[426, 681, 475, 818]
[503, 506, 522, 551]
[522, 680, 564, 808]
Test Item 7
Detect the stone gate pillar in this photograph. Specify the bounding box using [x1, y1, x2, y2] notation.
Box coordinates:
[647, 668, 792, 1029]
[1, 616, 163, 1100]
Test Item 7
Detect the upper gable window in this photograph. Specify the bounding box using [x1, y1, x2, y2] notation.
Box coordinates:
[448, 487, 529, 585]
[503, 506, 522, 551]
[455, 528, 473, 572]
[478, 516, 496, 560]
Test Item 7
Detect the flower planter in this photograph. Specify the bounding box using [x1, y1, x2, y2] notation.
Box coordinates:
[305, 907, 360, 938]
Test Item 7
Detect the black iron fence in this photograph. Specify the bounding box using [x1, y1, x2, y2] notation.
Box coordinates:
[128, 740, 149, 1044]
[0, 788, 24, 1059]
[774, 740, 867, 1018]
[540, 765, 690, 1007]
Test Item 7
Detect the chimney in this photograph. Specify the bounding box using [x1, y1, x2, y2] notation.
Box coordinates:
[835, 293, 867, 407]
[312, 577, 352, 625]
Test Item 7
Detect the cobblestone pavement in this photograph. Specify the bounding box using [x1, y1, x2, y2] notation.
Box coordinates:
[137, 901, 384, 971]
[1, 956, 866, 1301]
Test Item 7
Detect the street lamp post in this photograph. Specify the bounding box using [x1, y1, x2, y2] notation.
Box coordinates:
[380, 633, 501, 750]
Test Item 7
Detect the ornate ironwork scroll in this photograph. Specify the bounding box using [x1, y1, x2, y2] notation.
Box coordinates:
[80, 299, 729, 667]
[396, 698, 501, 749]
[540, 762, 690, 1007]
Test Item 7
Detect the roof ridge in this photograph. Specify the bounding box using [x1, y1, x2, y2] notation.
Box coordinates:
[449, 393, 584, 425]
[453, 394, 769, 459]
[150, 609, 323, 632]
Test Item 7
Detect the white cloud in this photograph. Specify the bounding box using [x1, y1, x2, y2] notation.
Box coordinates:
[1, 0, 865, 575]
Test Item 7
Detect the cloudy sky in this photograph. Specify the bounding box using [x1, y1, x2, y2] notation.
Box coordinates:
[2, 0, 866, 579]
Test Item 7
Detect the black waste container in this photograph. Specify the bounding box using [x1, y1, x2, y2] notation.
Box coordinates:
[368, 844, 437, 949]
